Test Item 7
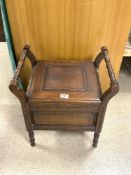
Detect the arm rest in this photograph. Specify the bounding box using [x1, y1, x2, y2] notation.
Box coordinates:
[9, 45, 37, 101]
[94, 46, 119, 102]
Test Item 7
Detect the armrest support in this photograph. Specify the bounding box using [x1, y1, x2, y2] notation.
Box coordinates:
[9, 45, 37, 101]
[95, 47, 119, 133]
[94, 46, 119, 102]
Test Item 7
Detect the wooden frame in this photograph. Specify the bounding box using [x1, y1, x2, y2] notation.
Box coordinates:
[94, 46, 119, 147]
[9, 45, 37, 146]
[9, 46, 119, 148]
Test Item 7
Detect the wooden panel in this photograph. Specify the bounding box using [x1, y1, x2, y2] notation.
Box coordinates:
[42, 64, 87, 92]
[27, 61, 101, 102]
[30, 101, 100, 113]
[5, 0, 131, 91]
[34, 112, 95, 125]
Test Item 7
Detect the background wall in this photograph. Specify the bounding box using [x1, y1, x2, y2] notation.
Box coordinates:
[5, 0, 131, 91]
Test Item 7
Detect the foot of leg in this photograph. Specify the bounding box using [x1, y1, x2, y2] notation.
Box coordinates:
[92, 132, 100, 148]
[28, 131, 35, 146]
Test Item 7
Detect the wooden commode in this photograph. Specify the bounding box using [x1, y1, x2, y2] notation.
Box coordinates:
[9, 45, 119, 147]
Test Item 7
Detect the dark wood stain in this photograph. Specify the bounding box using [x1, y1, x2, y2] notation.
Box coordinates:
[9, 45, 119, 148]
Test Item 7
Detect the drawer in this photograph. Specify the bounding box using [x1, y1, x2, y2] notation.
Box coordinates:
[33, 112, 97, 126]
[29, 101, 100, 113]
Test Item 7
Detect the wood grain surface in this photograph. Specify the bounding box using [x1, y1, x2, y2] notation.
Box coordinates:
[6, 0, 131, 91]
[9, 45, 119, 147]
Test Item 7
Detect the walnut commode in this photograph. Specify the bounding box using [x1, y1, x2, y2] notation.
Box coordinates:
[9, 45, 119, 147]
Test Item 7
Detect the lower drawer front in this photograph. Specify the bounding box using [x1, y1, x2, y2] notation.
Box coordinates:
[33, 113, 96, 126]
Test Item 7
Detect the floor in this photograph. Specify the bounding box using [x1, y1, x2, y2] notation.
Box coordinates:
[0, 42, 131, 175]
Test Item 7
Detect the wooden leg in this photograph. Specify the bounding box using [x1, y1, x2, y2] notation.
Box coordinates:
[28, 130, 35, 146]
[22, 105, 35, 146]
[9, 75, 36, 146]
[92, 132, 100, 148]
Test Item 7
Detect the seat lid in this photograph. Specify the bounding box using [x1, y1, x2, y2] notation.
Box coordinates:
[27, 61, 101, 103]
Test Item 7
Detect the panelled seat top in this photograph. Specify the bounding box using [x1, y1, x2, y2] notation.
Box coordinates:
[27, 61, 101, 103]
